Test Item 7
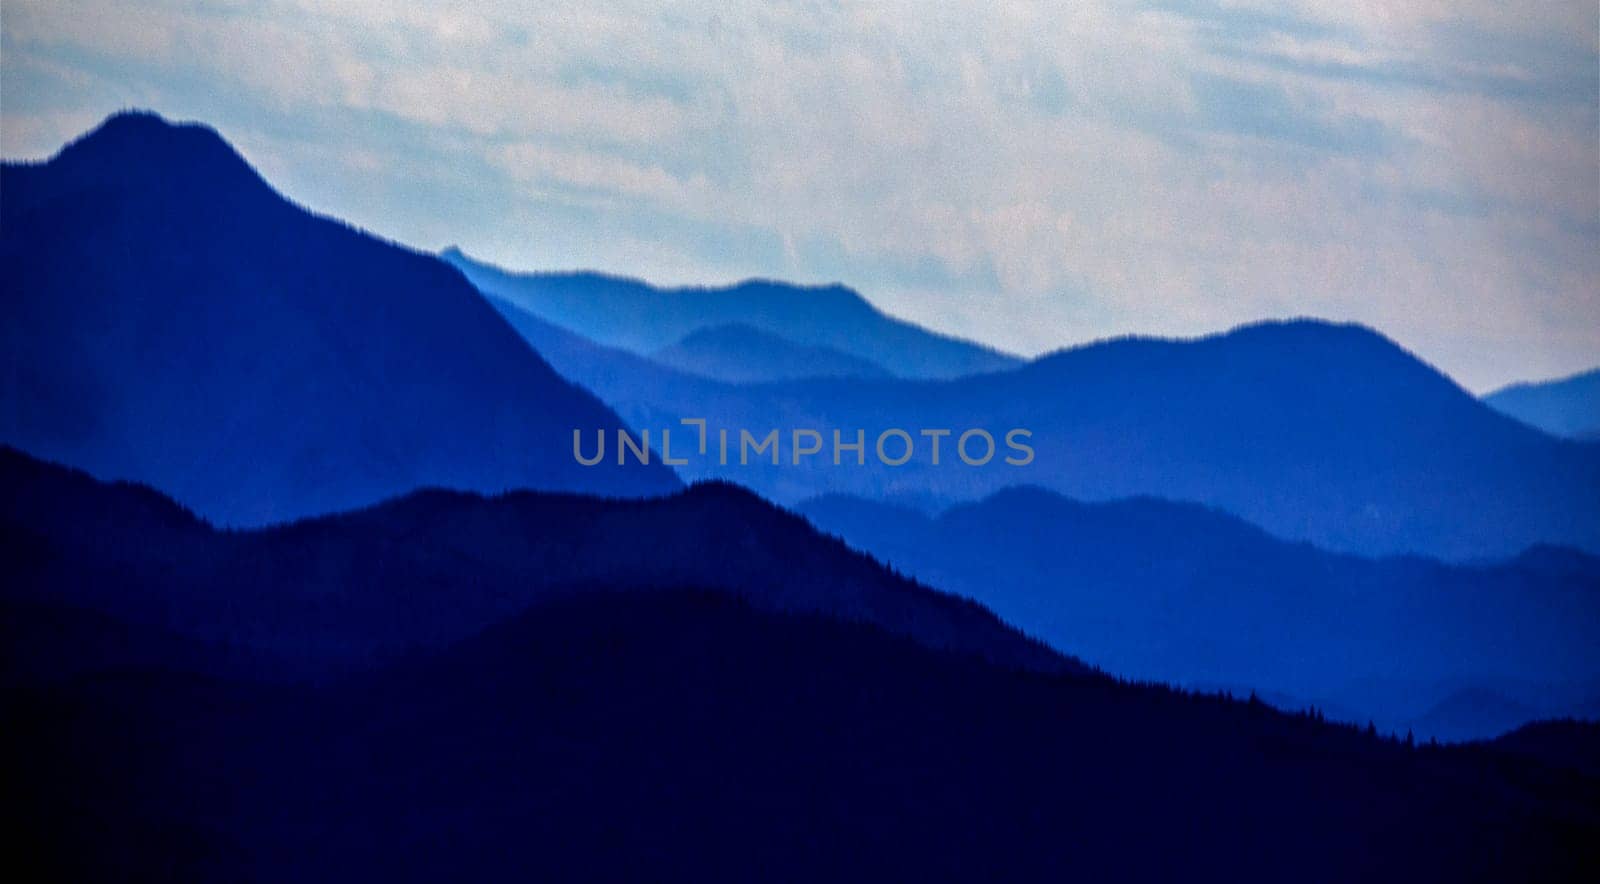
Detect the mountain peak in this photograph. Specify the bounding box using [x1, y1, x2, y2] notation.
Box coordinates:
[2, 112, 679, 525]
[86, 108, 203, 136]
[1226, 316, 1397, 348]
[40, 109, 267, 198]
[1028, 316, 1451, 391]
[62, 109, 227, 156]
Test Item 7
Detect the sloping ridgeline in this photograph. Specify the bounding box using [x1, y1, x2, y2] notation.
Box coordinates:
[0, 460, 1595, 880]
[442, 246, 1022, 380]
[0, 111, 677, 527]
[485, 293, 1600, 560]
[0, 446, 1066, 676]
[799, 488, 1600, 741]
[1485, 367, 1600, 440]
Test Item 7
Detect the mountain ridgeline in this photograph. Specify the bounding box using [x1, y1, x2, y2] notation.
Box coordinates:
[10, 590, 1598, 882]
[5, 111, 1599, 880]
[441, 246, 1022, 380]
[483, 292, 1600, 559]
[4, 447, 1597, 881]
[0, 446, 1068, 677]
[1486, 367, 1600, 440]
[799, 488, 1600, 741]
[0, 111, 677, 527]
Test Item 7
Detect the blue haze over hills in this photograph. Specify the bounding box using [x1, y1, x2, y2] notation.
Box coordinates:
[481, 291, 1600, 560]
[799, 488, 1600, 740]
[457, 207, 1600, 738]
[442, 247, 1022, 380]
[1485, 367, 1600, 440]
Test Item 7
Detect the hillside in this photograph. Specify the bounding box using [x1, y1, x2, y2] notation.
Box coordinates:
[1486, 367, 1600, 439]
[799, 487, 1600, 739]
[0, 112, 677, 526]
[0, 446, 1066, 676]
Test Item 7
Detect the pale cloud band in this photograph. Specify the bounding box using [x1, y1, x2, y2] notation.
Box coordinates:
[3, 0, 1595, 390]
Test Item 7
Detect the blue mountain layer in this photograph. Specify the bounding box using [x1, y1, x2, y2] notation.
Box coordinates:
[0, 112, 678, 525]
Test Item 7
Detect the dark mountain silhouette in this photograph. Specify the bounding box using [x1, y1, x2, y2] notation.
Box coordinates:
[652, 322, 893, 382]
[441, 246, 1021, 379]
[1486, 367, 1600, 440]
[1406, 688, 1545, 744]
[798, 487, 1600, 739]
[482, 301, 1600, 558]
[7, 590, 1597, 882]
[0, 111, 677, 526]
[1490, 719, 1600, 780]
[0, 446, 1068, 676]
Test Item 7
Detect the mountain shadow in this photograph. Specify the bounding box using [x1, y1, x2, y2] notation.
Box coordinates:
[0, 446, 1067, 676]
[1486, 367, 1600, 440]
[0, 111, 677, 526]
[798, 487, 1600, 740]
[441, 246, 1021, 379]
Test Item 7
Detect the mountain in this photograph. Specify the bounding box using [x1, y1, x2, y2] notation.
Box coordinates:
[1406, 688, 1546, 745]
[1490, 719, 1600, 780]
[1486, 367, 1600, 439]
[651, 323, 893, 382]
[798, 487, 1600, 739]
[8, 591, 1597, 881]
[441, 246, 1021, 379]
[0, 446, 1068, 676]
[481, 302, 1600, 559]
[0, 111, 677, 526]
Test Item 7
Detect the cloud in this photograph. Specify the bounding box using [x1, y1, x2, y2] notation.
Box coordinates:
[1, 0, 1596, 390]
[1188, 72, 1395, 154]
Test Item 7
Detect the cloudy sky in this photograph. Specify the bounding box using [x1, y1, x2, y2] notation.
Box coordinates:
[3, 1, 1596, 390]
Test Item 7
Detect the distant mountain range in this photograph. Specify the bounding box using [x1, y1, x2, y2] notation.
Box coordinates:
[799, 487, 1600, 740]
[9, 111, 1588, 558]
[481, 291, 1600, 559]
[651, 323, 893, 383]
[1485, 367, 1600, 440]
[0, 112, 676, 526]
[0, 446, 1066, 676]
[441, 246, 1022, 379]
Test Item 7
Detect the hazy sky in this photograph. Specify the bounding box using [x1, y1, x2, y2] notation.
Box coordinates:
[3, 1, 1596, 390]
